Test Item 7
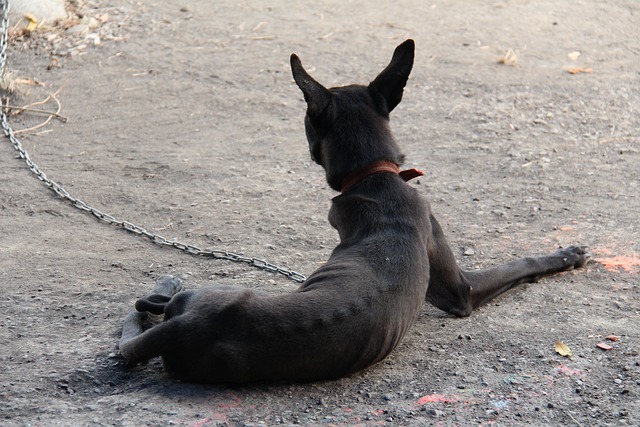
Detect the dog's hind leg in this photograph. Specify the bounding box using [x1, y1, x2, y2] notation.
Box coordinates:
[134, 275, 183, 314]
[425, 214, 588, 317]
[146, 274, 183, 298]
[119, 275, 182, 362]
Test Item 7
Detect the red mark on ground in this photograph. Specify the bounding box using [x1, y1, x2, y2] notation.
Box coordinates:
[597, 255, 640, 273]
[416, 394, 459, 405]
[555, 364, 584, 377]
[190, 418, 214, 427]
[592, 246, 640, 273]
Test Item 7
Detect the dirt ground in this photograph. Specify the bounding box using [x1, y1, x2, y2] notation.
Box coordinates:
[1, 0, 638, 425]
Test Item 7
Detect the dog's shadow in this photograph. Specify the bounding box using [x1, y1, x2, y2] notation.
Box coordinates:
[62, 346, 343, 400]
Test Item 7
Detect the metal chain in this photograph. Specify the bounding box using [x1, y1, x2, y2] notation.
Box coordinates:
[0, 0, 306, 283]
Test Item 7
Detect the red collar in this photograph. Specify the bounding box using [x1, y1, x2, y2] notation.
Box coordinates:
[340, 160, 424, 193]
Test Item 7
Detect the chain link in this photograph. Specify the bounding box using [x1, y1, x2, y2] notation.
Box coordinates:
[0, 0, 306, 283]
[0, 1, 8, 76]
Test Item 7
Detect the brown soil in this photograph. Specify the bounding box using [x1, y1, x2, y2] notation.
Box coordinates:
[1, 0, 638, 425]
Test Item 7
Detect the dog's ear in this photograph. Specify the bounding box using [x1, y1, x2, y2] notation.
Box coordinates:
[290, 53, 331, 119]
[369, 39, 415, 113]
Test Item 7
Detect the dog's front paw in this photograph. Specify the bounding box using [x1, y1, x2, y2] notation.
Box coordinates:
[556, 245, 589, 270]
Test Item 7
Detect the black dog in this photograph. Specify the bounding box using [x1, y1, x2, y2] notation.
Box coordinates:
[119, 39, 587, 383]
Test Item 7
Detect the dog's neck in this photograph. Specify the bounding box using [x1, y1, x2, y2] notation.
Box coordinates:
[340, 160, 424, 193]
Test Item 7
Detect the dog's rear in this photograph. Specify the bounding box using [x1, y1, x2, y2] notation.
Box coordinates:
[119, 40, 430, 383]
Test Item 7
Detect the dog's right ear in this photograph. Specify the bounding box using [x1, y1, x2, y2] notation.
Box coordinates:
[290, 54, 331, 119]
[369, 39, 415, 113]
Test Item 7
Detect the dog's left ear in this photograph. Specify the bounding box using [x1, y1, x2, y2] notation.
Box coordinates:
[369, 39, 415, 113]
[290, 53, 332, 119]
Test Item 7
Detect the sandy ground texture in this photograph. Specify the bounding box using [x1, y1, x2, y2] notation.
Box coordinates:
[1, 0, 639, 425]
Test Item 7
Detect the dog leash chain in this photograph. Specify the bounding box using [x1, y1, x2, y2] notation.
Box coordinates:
[0, 0, 307, 283]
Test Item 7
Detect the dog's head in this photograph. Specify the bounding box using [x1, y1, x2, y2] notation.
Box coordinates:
[291, 39, 415, 191]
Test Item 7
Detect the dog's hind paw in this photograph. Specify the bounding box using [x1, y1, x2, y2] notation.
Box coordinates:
[153, 275, 183, 296]
[556, 245, 590, 270]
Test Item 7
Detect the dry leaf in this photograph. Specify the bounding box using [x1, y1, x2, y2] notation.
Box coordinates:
[555, 340, 572, 357]
[24, 13, 39, 32]
[596, 342, 613, 351]
[567, 51, 581, 61]
[498, 48, 518, 67]
[605, 335, 620, 342]
[566, 67, 592, 74]
[14, 78, 43, 86]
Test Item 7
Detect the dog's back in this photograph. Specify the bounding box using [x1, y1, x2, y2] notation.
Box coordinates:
[154, 173, 430, 383]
